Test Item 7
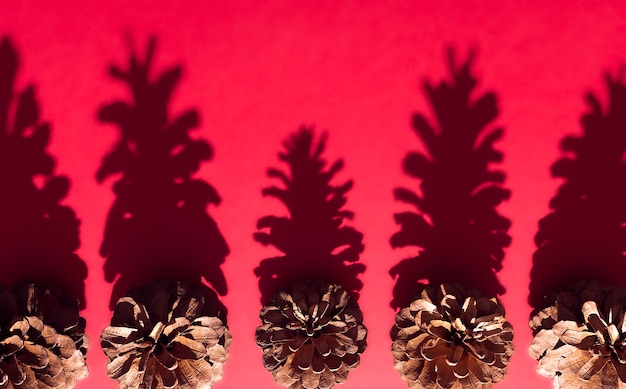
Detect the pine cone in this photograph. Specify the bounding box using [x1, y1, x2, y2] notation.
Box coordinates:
[256, 281, 367, 389]
[0, 284, 87, 389]
[13, 281, 89, 357]
[100, 279, 231, 389]
[529, 281, 626, 388]
[391, 283, 514, 389]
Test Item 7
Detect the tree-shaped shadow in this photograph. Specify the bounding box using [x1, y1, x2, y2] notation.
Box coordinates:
[97, 38, 229, 309]
[390, 48, 511, 310]
[254, 128, 365, 304]
[0, 36, 86, 307]
[529, 70, 626, 310]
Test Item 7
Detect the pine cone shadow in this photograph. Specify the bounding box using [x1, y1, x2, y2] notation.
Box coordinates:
[97, 37, 229, 310]
[528, 70, 626, 310]
[390, 47, 511, 310]
[254, 128, 365, 305]
[0, 36, 87, 308]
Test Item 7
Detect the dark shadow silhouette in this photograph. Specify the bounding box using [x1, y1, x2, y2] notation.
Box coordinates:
[389, 48, 511, 310]
[254, 128, 365, 304]
[0, 36, 87, 308]
[528, 69, 626, 310]
[97, 37, 229, 309]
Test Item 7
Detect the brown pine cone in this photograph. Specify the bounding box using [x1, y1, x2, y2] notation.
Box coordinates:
[0, 284, 85, 389]
[100, 279, 231, 389]
[529, 281, 626, 388]
[12, 281, 89, 388]
[255, 281, 367, 389]
[13, 281, 89, 357]
[391, 283, 514, 389]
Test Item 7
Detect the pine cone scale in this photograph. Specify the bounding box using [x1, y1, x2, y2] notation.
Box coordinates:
[580, 354, 608, 381]
[435, 359, 455, 389]
[275, 329, 299, 343]
[101, 325, 140, 345]
[176, 360, 199, 387]
[55, 333, 81, 359]
[3, 354, 27, 384]
[169, 335, 207, 360]
[288, 334, 307, 351]
[467, 355, 490, 383]
[206, 342, 228, 362]
[341, 351, 359, 368]
[262, 309, 288, 326]
[120, 358, 142, 388]
[112, 298, 150, 328]
[313, 335, 331, 356]
[21, 342, 49, 368]
[318, 369, 335, 389]
[296, 343, 314, 370]
[302, 367, 321, 389]
[447, 340, 464, 366]
[325, 354, 341, 371]
[421, 338, 448, 361]
[161, 318, 187, 340]
[417, 360, 436, 387]
[614, 358, 626, 382]
[1, 334, 24, 354]
[106, 352, 135, 378]
[310, 350, 325, 373]
[154, 347, 178, 370]
[454, 354, 470, 378]
[184, 325, 219, 347]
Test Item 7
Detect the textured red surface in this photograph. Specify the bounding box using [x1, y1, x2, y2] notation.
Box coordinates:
[2, 1, 626, 388]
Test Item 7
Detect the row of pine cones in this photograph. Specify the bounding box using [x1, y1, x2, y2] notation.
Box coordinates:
[101, 279, 515, 389]
[37, 276, 626, 389]
[258, 280, 626, 389]
[0, 280, 88, 389]
[257, 281, 515, 389]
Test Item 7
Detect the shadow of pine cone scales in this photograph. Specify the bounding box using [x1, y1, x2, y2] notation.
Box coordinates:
[529, 281, 626, 388]
[0, 282, 88, 389]
[100, 279, 231, 389]
[391, 283, 514, 389]
[256, 281, 367, 389]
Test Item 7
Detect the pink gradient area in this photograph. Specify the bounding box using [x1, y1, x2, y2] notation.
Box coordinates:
[2, 1, 626, 388]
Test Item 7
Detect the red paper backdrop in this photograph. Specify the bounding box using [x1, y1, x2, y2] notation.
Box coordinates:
[2, 1, 626, 388]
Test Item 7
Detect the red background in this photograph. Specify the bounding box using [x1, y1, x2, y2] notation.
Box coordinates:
[2, 1, 626, 388]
